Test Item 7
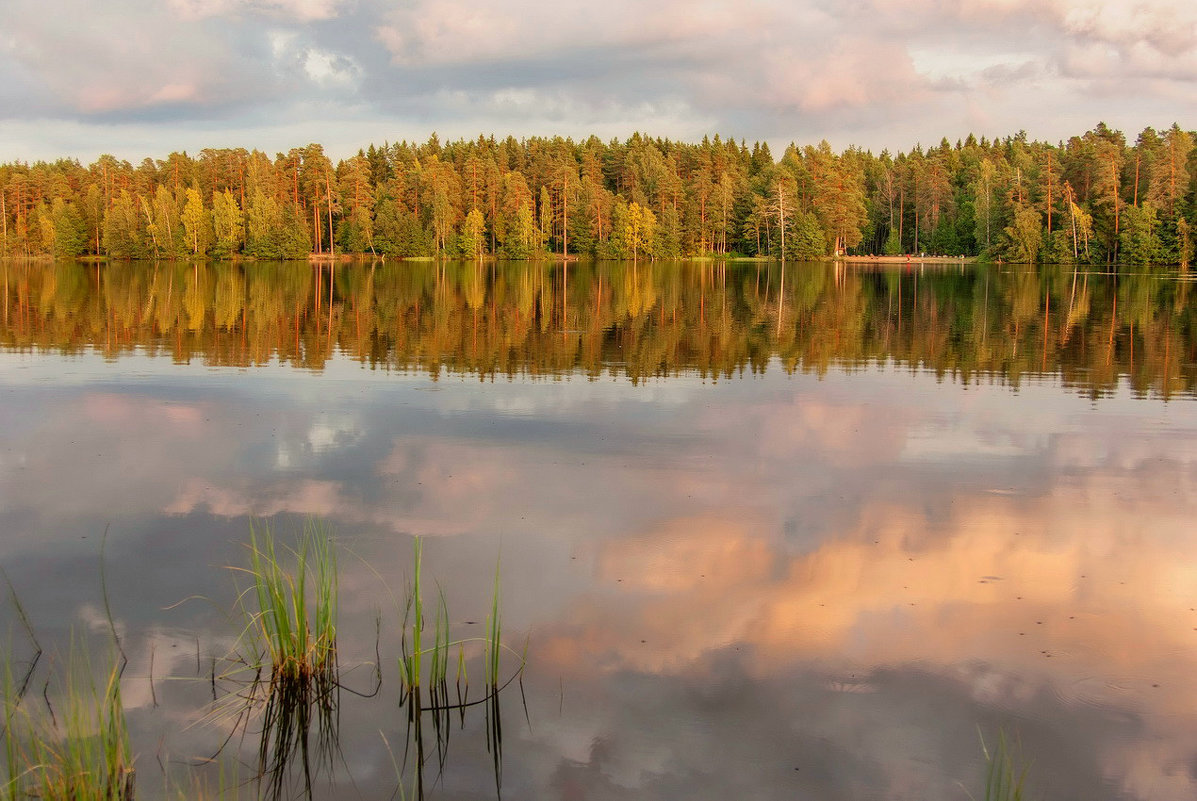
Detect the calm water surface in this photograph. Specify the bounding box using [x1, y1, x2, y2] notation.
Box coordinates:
[2, 260, 1197, 800]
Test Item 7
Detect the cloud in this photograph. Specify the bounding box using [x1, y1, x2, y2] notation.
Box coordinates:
[168, 0, 352, 21]
[0, 0, 275, 117]
[2, 0, 1196, 213]
[531, 460, 1197, 798]
[0, 0, 365, 123]
[375, 0, 751, 67]
[870, 0, 1197, 84]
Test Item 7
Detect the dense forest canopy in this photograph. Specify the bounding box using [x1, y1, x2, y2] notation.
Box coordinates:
[1, 124, 1194, 264]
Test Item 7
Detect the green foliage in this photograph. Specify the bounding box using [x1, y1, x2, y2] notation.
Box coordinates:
[102, 190, 145, 259]
[788, 210, 826, 259]
[337, 155, 375, 254]
[1119, 203, 1162, 264]
[954, 198, 978, 255]
[604, 199, 630, 259]
[238, 519, 339, 799]
[2, 640, 134, 801]
[538, 186, 552, 253]
[654, 205, 682, 258]
[49, 198, 87, 258]
[502, 201, 538, 259]
[181, 187, 212, 256]
[3, 124, 1196, 264]
[461, 208, 486, 258]
[397, 536, 511, 695]
[336, 215, 373, 255]
[245, 190, 275, 258]
[1002, 203, 1043, 263]
[246, 191, 310, 260]
[979, 729, 1030, 801]
[1178, 216, 1193, 267]
[146, 185, 183, 258]
[624, 202, 656, 261]
[243, 520, 338, 682]
[929, 218, 960, 255]
[374, 192, 430, 257]
[394, 536, 520, 801]
[211, 190, 245, 258]
[1042, 229, 1079, 264]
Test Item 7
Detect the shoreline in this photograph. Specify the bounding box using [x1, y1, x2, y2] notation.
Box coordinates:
[837, 255, 975, 265]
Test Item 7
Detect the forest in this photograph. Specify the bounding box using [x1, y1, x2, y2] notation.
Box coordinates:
[0, 123, 1194, 265]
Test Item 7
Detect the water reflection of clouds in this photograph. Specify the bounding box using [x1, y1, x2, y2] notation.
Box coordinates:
[536, 466, 1197, 798]
[306, 411, 362, 452]
[0, 391, 223, 535]
[4, 355, 1197, 799]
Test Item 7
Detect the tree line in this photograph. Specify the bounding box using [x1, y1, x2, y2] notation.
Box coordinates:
[0, 123, 1194, 264]
[3, 260, 1193, 398]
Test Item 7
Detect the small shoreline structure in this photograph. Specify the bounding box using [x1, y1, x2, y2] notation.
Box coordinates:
[836, 254, 975, 265]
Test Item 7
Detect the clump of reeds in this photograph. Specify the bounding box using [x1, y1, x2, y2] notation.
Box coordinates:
[396, 537, 524, 799]
[1, 638, 134, 801]
[978, 728, 1031, 801]
[235, 519, 339, 799]
[398, 538, 515, 703]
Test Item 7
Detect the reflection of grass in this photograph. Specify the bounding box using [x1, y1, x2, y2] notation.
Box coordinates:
[235, 519, 339, 799]
[396, 537, 526, 799]
[4, 527, 529, 801]
[2, 639, 134, 801]
[169, 759, 246, 801]
[978, 728, 1031, 801]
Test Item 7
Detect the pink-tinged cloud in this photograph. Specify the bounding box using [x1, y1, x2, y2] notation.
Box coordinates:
[82, 392, 206, 429]
[149, 83, 201, 104]
[168, 0, 349, 21]
[376, 0, 756, 66]
[763, 39, 931, 113]
[166, 477, 346, 518]
[4, 0, 1196, 160]
[532, 465, 1197, 798]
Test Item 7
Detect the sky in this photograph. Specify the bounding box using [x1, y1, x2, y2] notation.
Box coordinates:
[0, 0, 1194, 163]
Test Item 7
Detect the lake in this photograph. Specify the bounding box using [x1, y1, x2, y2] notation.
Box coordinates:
[2, 259, 1196, 800]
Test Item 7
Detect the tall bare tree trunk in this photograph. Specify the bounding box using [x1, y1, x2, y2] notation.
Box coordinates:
[1133, 155, 1140, 207]
[562, 177, 568, 258]
[326, 171, 335, 260]
[1067, 186, 1078, 259]
[1110, 158, 1120, 235]
[1045, 156, 1054, 233]
[776, 181, 787, 260]
[1170, 141, 1178, 217]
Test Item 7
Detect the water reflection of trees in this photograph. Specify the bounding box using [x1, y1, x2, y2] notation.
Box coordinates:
[2, 260, 1194, 399]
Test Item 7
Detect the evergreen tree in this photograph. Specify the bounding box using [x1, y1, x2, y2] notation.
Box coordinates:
[50, 198, 86, 258]
[461, 208, 486, 258]
[1002, 203, 1043, 263]
[211, 189, 244, 258]
[787, 210, 825, 260]
[181, 187, 212, 255]
[1120, 204, 1162, 264]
